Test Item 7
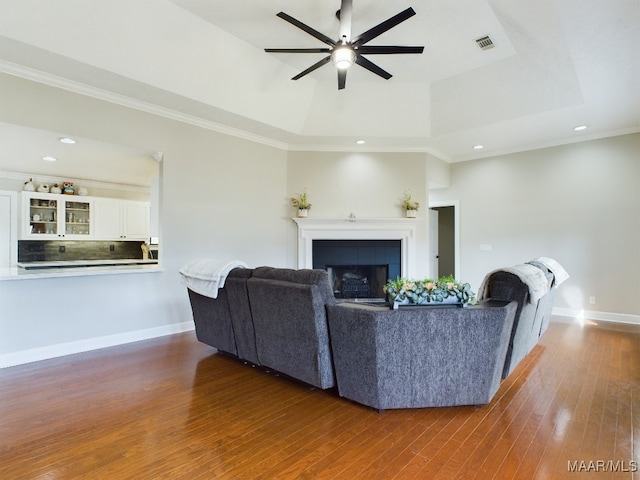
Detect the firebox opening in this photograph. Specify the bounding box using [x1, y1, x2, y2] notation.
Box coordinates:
[312, 239, 402, 301]
[327, 264, 389, 299]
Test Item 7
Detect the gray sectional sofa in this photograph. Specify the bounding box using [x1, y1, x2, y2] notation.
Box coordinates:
[184, 260, 565, 410]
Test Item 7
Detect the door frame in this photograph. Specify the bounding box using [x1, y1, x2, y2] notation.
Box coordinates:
[428, 200, 460, 280]
[0, 190, 18, 267]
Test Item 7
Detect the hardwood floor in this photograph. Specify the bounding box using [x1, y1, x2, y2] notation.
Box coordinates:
[1, 317, 638, 479]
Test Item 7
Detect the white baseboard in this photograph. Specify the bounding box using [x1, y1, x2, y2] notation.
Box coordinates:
[552, 307, 640, 325]
[0, 321, 195, 369]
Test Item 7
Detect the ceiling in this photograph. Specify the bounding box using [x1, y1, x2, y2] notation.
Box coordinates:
[0, 122, 159, 187]
[0, 0, 638, 163]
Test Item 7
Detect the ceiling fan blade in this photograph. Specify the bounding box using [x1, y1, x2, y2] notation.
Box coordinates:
[338, 0, 353, 43]
[292, 56, 331, 80]
[338, 69, 347, 90]
[265, 48, 331, 53]
[357, 45, 424, 55]
[276, 12, 336, 46]
[355, 54, 392, 80]
[352, 8, 416, 47]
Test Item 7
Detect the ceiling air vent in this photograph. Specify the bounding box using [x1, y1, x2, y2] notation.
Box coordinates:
[475, 35, 494, 50]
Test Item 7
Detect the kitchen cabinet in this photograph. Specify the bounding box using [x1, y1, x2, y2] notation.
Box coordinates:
[22, 192, 93, 240]
[93, 198, 150, 240]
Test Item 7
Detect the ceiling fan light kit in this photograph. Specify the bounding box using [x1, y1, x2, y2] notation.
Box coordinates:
[265, 0, 424, 90]
[332, 46, 356, 69]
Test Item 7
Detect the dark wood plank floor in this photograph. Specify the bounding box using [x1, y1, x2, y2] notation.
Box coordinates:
[1, 317, 638, 479]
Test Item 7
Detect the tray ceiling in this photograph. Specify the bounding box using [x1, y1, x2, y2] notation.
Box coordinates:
[0, 0, 638, 162]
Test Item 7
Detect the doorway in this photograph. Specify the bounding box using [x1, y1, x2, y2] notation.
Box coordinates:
[429, 201, 460, 280]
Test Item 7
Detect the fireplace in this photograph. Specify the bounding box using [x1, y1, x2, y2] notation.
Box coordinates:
[293, 218, 419, 281]
[326, 264, 389, 299]
[313, 239, 401, 299]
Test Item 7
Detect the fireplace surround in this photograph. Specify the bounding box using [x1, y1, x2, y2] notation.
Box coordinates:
[292, 218, 419, 280]
[313, 239, 400, 298]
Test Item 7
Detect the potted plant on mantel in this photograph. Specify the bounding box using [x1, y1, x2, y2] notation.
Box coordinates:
[402, 191, 419, 218]
[291, 191, 312, 218]
[384, 275, 476, 309]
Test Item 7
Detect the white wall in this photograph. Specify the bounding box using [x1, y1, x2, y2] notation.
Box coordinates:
[286, 150, 431, 275]
[430, 133, 640, 318]
[0, 73, 289, 365]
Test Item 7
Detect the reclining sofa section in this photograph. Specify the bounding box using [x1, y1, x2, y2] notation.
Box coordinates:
[326, 301, 517, 410]
[246, 267, 336, 390]
[480, 266, 555, 379]
[186, 266, 337, 390]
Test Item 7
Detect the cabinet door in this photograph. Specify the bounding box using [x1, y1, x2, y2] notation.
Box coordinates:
[93, 199, 123, 239]
[23, 192, 60, 239]
[62, 198, 92, 238]
[122, 202, 150, 240]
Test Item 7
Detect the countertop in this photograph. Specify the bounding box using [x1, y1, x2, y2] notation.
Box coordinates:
[17, 259, 159, 269]
[1, 259, 162, 281]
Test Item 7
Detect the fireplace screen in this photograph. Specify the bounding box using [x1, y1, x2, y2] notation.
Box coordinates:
[327, 264, 389, 299]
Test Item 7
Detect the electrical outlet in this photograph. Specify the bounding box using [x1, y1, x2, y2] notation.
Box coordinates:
[589, 296, 596, 305]
[109, 244, 115, 252]
[58, 246, 65, 253]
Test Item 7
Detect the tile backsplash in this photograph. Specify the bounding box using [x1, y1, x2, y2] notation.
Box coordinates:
[18, 240, 149, 262]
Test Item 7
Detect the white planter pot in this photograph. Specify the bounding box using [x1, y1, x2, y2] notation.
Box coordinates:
[298, 209, 308, 218]
[406, 210, 417, 218]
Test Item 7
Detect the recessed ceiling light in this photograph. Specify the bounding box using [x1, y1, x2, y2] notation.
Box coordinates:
[573, 125, 587, 131]
[42, 155, 57, 162]
[58, 137, 76, 144]
[355, 139, 365, 145]
[473, 144, 484, 150]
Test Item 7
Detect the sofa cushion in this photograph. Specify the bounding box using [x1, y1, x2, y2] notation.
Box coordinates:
[251, 266, 336, 306]
[247, 269, 336, 389]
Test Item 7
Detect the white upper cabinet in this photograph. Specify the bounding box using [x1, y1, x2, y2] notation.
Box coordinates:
[93, 198, 150, 240]
[22, 192, 93, 240]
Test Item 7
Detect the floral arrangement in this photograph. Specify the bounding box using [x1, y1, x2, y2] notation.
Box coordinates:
[291, 191, 312, 210]
[401, 191, 419, 211]
[384, 275, 476, 306]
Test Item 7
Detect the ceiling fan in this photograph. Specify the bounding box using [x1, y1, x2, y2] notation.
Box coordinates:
[265, 0, 424, 90]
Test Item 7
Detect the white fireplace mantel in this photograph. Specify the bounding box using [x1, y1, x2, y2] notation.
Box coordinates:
[292, 218, 420, 278]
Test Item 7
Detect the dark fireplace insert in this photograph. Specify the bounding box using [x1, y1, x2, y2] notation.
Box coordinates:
[327, 264, 389, 299]
[312, 239, 401, 300]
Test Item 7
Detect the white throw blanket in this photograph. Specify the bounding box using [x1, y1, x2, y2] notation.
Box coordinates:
[179, 259, 248, 298]
[528, 256, 570, 287]
[478, 264, 550, 304]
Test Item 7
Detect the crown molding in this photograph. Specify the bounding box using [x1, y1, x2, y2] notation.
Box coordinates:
[0, 170, 150, 194]
[0, 61, 289, 151]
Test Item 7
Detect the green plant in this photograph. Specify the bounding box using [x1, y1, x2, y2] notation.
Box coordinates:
[291, 191, 311, 210]
[384, 275, 476, 304]
[401, 191, 419, 211]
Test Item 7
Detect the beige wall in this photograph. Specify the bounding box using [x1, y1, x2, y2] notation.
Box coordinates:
[286, 150, 430, 274]
[430, 133, 640, 317]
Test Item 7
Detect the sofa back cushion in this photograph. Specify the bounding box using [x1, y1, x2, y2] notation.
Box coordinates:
[250, 267, 336, 305]
[247, 267, 336, 389]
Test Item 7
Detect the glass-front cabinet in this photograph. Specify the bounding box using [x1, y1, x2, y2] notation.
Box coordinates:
[22, 192, 92, 239]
